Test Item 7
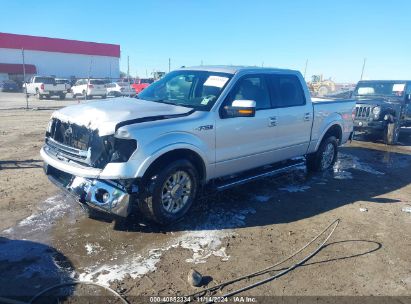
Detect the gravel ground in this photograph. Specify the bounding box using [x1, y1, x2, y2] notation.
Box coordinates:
[0, 92, 410, 303]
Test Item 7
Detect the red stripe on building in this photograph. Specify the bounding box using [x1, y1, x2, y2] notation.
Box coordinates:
[0, 32, 120, 58]
[0, 63, 36, 74]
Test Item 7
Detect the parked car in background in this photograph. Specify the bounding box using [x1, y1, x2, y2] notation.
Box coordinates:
[55, 78, 72, 92]
[71, 79, 107, 99]
[25, 76, 67, 99]
[41, 66, 355, 225]
[131, 78, 154, 94]
[353, 80, 411, 145]
[106, 82, 136, 97]
[0, 80, 20, 92]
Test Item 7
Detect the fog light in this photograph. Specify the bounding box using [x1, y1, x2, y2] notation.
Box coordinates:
[95, 188, 110, 204]
[102, 192, 110, 203]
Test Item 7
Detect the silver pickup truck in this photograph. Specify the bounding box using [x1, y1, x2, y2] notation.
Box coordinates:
[41, 66, 355, 225]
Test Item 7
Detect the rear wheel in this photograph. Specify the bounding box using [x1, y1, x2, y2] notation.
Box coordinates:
[383, 122, 400, 145]
[307, 136, 338, 171]
[138, 159, 199, 225]
[59, 93, 66, 100]
[317, 86, 329, 97]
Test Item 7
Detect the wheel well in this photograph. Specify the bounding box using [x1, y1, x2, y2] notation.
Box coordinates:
[143, 149, 206, 185]
[322, 124, 342, 145]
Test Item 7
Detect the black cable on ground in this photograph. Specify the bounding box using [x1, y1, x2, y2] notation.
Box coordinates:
[182, 218, 340, 303]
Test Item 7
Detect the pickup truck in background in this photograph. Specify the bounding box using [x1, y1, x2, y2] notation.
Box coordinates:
[25, 76, 68, 100]
[41, 66, 355, 225]
[131, 78, 154, 94]
[352, 80, 411, 144]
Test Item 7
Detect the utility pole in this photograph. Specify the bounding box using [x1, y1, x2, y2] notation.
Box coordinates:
[168, 58, 171, 72]
[360, 58, 367, 80]
[303, 59, 308, 79]
[22, 48, 28, 109]
[85, 57, 93, 102]
[127, 56, 130, 81]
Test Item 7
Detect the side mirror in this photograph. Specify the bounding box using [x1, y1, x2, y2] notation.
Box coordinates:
[406, 94, 411, 103]
[223, 100, 256, 118]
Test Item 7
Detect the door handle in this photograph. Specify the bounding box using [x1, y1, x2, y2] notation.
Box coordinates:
[304, 112, 311, 121]
[269, 116, 277, 127]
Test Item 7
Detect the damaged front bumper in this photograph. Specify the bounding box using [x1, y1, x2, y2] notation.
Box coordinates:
[43, 164, 135, 217]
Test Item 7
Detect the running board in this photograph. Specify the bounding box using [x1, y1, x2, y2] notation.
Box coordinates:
[214, 159, 306, 191]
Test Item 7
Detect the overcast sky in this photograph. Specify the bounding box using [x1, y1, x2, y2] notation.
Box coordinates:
[1, 0, 410, 82]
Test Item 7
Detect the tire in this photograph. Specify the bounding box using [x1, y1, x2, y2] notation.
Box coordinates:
[86, 94, 92, 100]
[59, 93, 66, 100]
[383, 122, 400, 145]
[138, 159, 199, 225]
[102, 94, 107, 99]
[317, 86, 329, 97]
[307, 136, 338, 172]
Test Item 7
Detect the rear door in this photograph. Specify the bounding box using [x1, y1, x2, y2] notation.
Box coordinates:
[215, 74, 279, 177]
[267, 73, 313, 159]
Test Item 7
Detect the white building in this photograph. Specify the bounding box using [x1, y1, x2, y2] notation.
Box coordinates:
[0, 32, 120, 82]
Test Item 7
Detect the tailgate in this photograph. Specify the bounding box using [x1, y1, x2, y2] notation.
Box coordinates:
[44, 84, 65, 91]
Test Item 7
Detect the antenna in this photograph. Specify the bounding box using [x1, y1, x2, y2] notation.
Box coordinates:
[360, 58, 367, 80]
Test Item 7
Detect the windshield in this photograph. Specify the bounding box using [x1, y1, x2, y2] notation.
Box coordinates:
[137, 70, 232, 110]
[354, 81, 406, 98]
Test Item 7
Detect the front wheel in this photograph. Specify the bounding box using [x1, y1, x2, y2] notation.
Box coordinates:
[307, 136, 338, 172]
[138, 160, 199, 225]
[383, 122, 400, 145]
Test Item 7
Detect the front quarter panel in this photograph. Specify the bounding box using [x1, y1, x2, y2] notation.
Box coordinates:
[99, 112, 216, 180]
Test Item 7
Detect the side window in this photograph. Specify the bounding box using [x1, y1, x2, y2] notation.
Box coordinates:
[227, 76, 271, 110]
[268, 74, 306, 108]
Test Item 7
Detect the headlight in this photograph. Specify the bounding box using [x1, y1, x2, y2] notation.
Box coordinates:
[372, 106, 381, 116]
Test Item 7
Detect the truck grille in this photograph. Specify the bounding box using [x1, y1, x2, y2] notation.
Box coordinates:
[355, 105, 372, 119]
[45, 118, 108, 168]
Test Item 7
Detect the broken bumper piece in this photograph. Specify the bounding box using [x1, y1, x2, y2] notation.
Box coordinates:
[44, 164, 133, 217]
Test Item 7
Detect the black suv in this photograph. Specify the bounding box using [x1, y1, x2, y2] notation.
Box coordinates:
[353, 80, 411, 144]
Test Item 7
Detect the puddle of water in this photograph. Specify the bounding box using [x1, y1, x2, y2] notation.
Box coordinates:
[333, 153, 384, 180]
[2, 193, 82, 241]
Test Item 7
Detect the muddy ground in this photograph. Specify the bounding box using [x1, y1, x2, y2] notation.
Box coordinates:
[0, 93, 410, 303]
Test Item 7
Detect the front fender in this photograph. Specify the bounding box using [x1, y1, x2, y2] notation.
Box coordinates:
[99, 132, 212, 180]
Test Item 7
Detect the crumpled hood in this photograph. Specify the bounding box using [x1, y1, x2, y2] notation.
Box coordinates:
[52, 97, 193, 136]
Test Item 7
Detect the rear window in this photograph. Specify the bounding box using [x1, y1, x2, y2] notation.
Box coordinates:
[90, 79, 105, 85]
[35, 77, 55, 84]
[140, 79, 154, 84]
[267, 74, 306, 108]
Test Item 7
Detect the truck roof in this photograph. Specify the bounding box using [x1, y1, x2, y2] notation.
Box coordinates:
[179, 65, 299, 75]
